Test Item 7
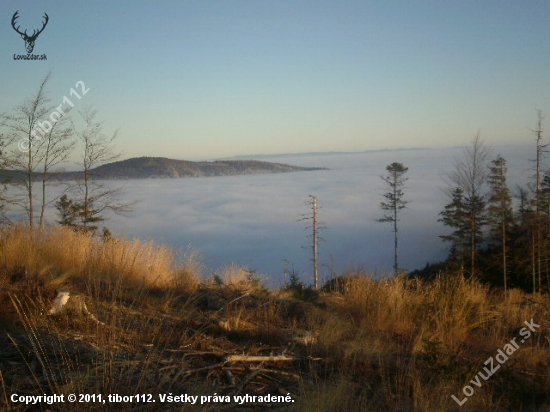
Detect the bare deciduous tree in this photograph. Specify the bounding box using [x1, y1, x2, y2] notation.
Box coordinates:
[443, 134, 490, 277]
[1, 73, 77, 227]
[70, 106, 132, 232]
[2, 73, 53, 226]
[38, 111, 75, 226]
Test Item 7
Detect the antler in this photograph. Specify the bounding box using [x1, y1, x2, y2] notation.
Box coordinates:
[29, 13, 49, 40]
[11, 11, 49, 40]
[11, 11, 26, 37]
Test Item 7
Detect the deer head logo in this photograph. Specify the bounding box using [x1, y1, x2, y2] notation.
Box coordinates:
[11, 11, 49, 54]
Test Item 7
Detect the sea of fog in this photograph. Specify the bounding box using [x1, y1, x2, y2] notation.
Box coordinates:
[23, 145, 537, 287]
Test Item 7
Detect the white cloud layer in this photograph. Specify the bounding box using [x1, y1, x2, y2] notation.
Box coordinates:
[24, 144, 536, 287]
[102, 146, 534, 286]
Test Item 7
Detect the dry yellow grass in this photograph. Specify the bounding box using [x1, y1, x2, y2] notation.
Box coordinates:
[300, 271, 550, 411]
[1, 225, 550, 411]
[0, 224, 199, 294]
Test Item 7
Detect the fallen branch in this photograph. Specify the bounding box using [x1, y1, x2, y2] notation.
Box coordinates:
[225, 354, 296, 362]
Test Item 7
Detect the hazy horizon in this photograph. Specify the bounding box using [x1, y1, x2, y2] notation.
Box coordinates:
[62, 142, 540, 165]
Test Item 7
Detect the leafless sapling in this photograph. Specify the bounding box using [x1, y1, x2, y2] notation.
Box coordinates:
[70, 106, 133, 233]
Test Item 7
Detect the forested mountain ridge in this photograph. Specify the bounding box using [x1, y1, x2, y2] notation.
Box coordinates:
[46, 157, 326, 180]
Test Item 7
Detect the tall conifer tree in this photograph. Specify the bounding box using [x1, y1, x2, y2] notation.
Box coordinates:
[379, 162, 409, 275]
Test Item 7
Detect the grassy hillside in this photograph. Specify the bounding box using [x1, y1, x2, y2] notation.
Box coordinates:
[0, 225, 549, 411]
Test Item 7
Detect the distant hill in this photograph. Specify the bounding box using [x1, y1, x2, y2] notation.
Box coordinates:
[49, 157, 326, 180]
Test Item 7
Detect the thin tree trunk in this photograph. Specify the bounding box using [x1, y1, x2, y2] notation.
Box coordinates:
[471, 214, 475, 278]
[535, 111, 544, 293]
[27, 142, 33, 228]
[502, 217, 507, 294]
[313, 196, 318, 289]
[537, 149, 541, 292]
[459, 236, 465, 277]
[532, 230, 537, 293]
[39, 179, 46, 227]
[393, 185, 398, 275]
[39, 136, 50, 227]
[39, 147, 49, 227]
[84, 165, 89, 229]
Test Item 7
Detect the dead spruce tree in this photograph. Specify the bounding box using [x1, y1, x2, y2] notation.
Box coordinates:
[299, 195, 325, 289]
[531, 110, 547, 292]
[487, 155, 514, 293]
[378, 162, 409, 275]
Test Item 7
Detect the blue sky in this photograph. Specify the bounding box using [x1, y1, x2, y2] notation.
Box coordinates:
[1, 0, 550, 160]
